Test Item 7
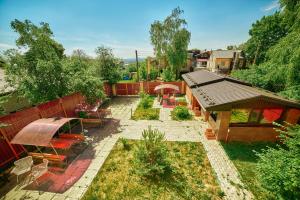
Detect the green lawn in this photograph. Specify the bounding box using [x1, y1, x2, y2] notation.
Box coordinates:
[131, 96, 160, 120]
[82, 140, 224, 200]
[221, 142, 277, 200]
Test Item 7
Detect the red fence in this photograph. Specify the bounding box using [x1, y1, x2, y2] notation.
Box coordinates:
[104, 81, 185, 96]
[0, 82, 185, 168]
[0, 93, 84, 168]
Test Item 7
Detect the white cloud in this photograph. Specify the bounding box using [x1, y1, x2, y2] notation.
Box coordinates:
[0, 43, 16, 49]
[263, 0, 280, 12]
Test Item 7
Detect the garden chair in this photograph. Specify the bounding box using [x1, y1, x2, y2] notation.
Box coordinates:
[30, 159, 49, 185]
[10, 156, 33, 183]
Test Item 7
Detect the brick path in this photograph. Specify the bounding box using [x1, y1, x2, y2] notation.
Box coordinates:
[1, 97, 253, 200]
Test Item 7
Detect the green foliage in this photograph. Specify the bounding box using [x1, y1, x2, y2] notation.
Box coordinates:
[232, 1, 300, 101]
[256, 123, 300, 199]
[243, 12, 287, 65]
[3, 20, 105, 104]
[83, 140, 221, 199]
[132, 95, 159, 120]
[162, 67, 175, 82]
[232, 30, 300, 100]
[139, 96, 152, 109]
[230, 109, 249, 123]
[222, 142, 277, 199]
[95, 46, 121, 85]
[132, 107, 159, 120]
[4, 20, 68, 104]
[171, 106, 192, 121]
[128, 63, 137, 73]
[78, 111, 88, 119]
[133, 126, 172, 178]
[120, 137, 131, 150]
[149, 67, 159, 80]
[138, 61, 147, 80]
[150, 7, 190, 79]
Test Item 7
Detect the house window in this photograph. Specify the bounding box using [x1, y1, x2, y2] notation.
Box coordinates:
[230, 109, 250, 123]
[210, 111, 218, 121]
[260, 108, 283, 123]
[248, 109, 261, 123]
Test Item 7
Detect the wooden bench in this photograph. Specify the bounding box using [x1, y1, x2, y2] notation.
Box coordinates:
[28, 152, 67, 163]
[59, 133, 85, 141]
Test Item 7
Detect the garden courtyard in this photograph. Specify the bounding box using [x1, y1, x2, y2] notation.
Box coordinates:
[1, 97, 254, 200]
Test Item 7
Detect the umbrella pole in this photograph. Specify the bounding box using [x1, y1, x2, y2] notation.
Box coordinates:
[80, 119, 84, 134]
[50, 143, 59, 157]
[36, 146, 45, 158]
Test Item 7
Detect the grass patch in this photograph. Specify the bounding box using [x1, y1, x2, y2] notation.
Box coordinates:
[131, 96, 160, 120]
[221, 142, 277, 200]
[82, 140, 223, 199]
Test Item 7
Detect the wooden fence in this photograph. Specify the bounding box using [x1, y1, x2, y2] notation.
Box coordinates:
[105, 81, 185, 96]
[0, 93, 84, 168]
[0, 81, 186, 168]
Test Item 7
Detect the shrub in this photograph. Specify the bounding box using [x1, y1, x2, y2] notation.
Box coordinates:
[133, 126, 172, 178]
[256, 123, 300, 199]
[171, 106, 192, 120]
[138, 92, 152, 109]
[120, 138, 130, 150]
[78, 111, 88, 118]
[162, 67, 175, 82]
[149, 68, 159, 80]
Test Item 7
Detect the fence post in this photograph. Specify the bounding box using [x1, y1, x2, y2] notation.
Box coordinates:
[139, 81, 143, 94]
[112, 84, 116, 96]
[60, 98, 68, 117]
[181, 81, 185, 94]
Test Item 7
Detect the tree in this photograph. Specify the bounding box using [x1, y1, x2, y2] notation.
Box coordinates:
[95, 46, 121, 85]
[257, 123, 300, 199]
[5, 19, 67, 103]
[62, 49, 104, 104]
[231, 0, 300, 101]
[243, 12, 287, 65]
[150, 7, 191, 79]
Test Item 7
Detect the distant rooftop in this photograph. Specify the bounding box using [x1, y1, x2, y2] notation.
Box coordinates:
[182, 70, 250, 88]
[211, 50, 243, 59]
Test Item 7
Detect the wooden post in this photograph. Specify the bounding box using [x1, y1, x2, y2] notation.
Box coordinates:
[0, 129, 19, 159]
[112, 84, 116, 96]
[60, 98, 68, 118]
[139, 81, 144, 94]
[135, 50, 139, 82]
[216, 111, 231, 141]
[181, 81, 185, 94]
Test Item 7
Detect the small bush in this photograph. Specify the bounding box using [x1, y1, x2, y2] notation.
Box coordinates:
[171, 106, 192, 120]
[120, 137, 131, 150]
[133, 126, 172, 178]
[162, 67, 175, 82]
[78, 111, 88, 118]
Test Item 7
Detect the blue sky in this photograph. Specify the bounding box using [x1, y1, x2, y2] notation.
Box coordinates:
[0, 0, 279, 58]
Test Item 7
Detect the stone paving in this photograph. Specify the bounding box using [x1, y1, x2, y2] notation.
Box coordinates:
[1, 97, 253, 200]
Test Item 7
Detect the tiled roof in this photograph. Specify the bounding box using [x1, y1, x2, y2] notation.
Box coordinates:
[183, 70, 300, 111]
[182, 70, 250, 88]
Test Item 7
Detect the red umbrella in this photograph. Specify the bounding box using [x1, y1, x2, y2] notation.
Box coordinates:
[262, 108, 283, 122]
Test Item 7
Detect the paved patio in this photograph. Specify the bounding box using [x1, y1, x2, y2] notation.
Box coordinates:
[1, 97, 253, 200]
